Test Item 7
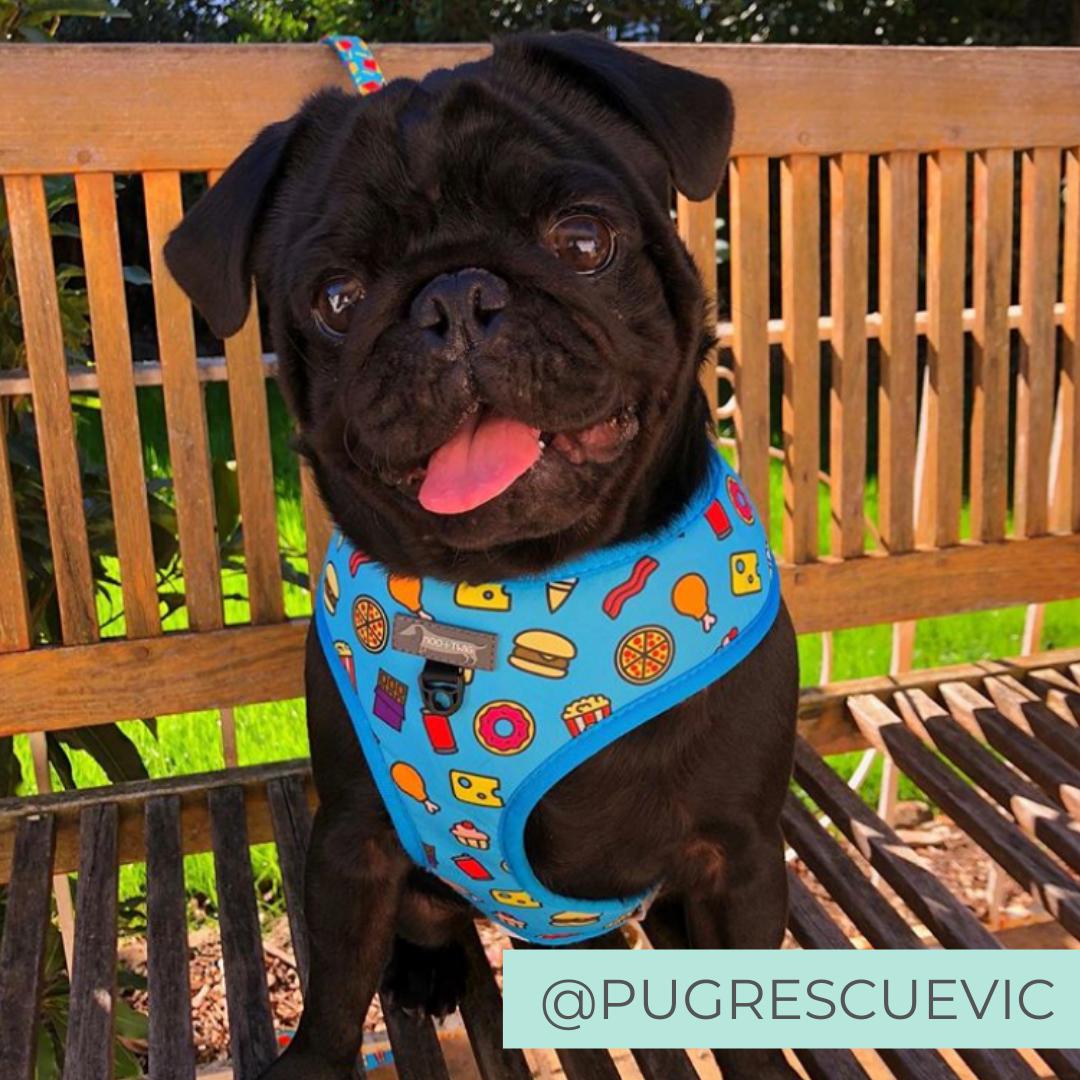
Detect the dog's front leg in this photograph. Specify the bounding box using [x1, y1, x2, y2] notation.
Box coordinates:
[259, 803, 409, 1080]
[684, 823, 799, 1080]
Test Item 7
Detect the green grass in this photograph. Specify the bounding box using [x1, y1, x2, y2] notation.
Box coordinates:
[13, 404, 1080, 914]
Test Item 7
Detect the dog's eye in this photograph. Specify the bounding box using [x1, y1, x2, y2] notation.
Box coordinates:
[544, 214, 615, 274]
[313, 274, 365, 339]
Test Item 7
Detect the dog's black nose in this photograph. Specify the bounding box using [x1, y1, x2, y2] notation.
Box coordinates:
[410, 268, 508, 349]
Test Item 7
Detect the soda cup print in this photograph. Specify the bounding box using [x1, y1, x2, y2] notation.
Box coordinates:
[424, 712, 457, 753]
[452, 853, 493, 881]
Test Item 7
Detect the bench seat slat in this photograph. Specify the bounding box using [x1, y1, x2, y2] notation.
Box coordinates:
[209, 785, 277, 1080]
[382, 1005, 453, 1080]
[146, 795, 196, 1080]
[0, 814, 56, 1080]
[853, 704, 1080, 940]
[458, 927, 533, 1080]
[267, 774, 313, 993]
[901, 695, 1080, 875]
[63, 803, 119, 1080]
[783, 793, 923, 949]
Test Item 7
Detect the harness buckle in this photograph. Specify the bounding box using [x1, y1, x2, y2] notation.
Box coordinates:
[419, 659, 467, 717]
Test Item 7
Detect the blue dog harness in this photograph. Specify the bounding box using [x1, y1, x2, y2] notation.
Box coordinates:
[315, 453, 780, 944]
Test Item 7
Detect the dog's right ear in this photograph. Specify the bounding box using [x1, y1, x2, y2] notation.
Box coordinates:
[164, 118, 296, 339]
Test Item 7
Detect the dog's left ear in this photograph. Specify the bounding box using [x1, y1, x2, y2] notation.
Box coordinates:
[495, 32, 734, 200]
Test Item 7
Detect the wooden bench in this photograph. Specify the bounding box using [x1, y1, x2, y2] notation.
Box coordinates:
[2, 41, 1080, 1079]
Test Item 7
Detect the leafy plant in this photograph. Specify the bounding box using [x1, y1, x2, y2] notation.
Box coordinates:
[2, 0, 128, 42]
[29, 921, 148, 1078]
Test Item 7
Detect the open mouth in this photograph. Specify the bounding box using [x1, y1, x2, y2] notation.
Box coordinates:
[380, 404, 639, 516]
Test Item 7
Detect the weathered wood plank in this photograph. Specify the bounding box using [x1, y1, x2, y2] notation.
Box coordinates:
[780, 153, 821, 563]
[924, 149, 966, 547]
[677, 193, 720, 420]
[3, 532, 1080, 741]
[876, 150, 918, 555]
[970, 148, 1014, 543]
[1015, 147, 1061, 538]
[75, 171, 161, 639]
[267, 774, 312, 993]
[0, 758, 315, 883]
[299, 462, 332, 603]
[4, 174, 98, 643]
[897, 688, 1080, 875]
[828, 152, 869, 558]
[12, 45, 1080, 174]
[728, 154, 771, 529]
[144, 169, 223, 632]
[0, 619, 308, 737]
[208, 786, 278, 1080]
[0, 404, 30, 653]
[63, 803, 119, 1080]
[1061, 148, 1080, 534]
[0, 814, 56, 1080]
[940, 682, 1080, 817]
[145, 795, 196, 1080]
[849, 696, 1080, 940]
[382, 1005, 453, 1080]
[207, 167, 285, 626]
[783, 793, 923, 948]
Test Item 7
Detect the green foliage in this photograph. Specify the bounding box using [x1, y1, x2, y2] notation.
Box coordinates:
[29, 921, 147, 1078]
[1, 0, 128, 41]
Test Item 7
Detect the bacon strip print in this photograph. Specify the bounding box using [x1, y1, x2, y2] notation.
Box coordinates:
[602, 556, 659, 620]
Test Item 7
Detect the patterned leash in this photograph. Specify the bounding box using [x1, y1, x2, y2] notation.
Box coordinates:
[324, 34, 386, 95]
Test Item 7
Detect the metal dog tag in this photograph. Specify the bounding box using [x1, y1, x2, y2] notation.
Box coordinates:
[392, 614, 497, 671]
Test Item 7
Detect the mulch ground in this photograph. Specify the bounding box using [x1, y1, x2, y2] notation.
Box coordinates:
[117, 803, 1047, 1073]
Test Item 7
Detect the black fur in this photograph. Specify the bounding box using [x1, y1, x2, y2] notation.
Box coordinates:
[167, 32, 798, 1079]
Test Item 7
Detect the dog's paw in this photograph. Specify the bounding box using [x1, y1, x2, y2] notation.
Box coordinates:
[381, 936, 468, 1019]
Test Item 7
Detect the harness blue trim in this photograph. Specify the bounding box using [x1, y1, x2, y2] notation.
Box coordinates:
[314, 452, 780, 944]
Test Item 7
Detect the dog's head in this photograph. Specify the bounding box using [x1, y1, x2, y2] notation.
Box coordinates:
[166, 33, 733, 579]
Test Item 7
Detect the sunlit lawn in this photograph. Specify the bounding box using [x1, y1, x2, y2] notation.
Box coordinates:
[13, 405, 1080, 912]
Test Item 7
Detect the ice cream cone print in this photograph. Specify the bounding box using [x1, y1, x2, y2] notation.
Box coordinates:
[672, 573, 717, 632]
[388, 574, 432, 619]
[546, 578, 577, 613]
[390, 761, 440, 814]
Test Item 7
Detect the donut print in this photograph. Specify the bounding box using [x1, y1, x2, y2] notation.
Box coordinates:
[474, 700, 535, 755]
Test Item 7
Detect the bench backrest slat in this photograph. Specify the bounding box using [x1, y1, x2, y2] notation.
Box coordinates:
[76, 171, 162, 639]
[727, 154, 771, 532]
[780, 153, 821, 564]
[970, 148, 1014, 545]
[1016, 146, 1062, 539]
[5, 173, 99, 644]
[143, 169, 224, 632]
[876, 150, 919, 555]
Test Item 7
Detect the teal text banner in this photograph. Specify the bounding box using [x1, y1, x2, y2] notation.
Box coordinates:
[502, 949, 1080, 1049]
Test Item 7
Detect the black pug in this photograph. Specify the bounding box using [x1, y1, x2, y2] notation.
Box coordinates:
[167, 32, 798, 1080]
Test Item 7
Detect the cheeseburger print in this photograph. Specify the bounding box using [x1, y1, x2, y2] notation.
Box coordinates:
[315, 452, 779, 944]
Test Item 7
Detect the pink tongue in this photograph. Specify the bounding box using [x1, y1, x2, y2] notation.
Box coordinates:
[419, 411, 541, 514]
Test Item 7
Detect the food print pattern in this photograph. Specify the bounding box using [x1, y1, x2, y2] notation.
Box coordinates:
[315, 451, 780, 944]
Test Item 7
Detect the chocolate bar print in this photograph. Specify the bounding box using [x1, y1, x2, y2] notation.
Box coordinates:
[372, 669, 408, 731]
